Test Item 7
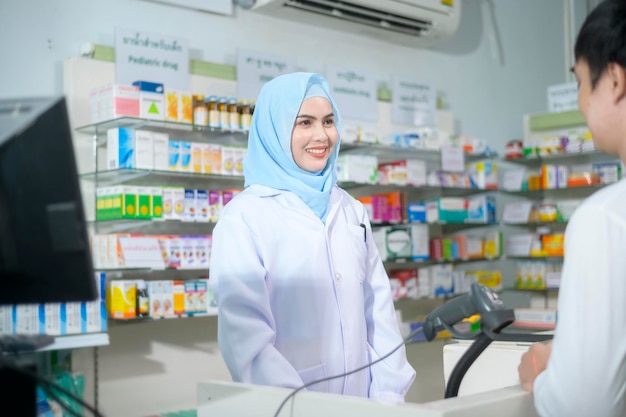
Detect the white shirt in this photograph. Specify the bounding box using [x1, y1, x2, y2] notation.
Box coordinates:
[534, 178, 626, 417]
[210, 184, 416, 401]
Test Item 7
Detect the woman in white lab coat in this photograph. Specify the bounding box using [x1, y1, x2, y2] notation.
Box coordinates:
[209, 72, 416, 402]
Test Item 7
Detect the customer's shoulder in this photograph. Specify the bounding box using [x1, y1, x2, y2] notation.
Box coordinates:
[573, 179, 626, 221]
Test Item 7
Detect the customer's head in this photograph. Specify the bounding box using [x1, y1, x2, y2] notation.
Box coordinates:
[242, 72, 342, 222]
[574, 0, 626, 156]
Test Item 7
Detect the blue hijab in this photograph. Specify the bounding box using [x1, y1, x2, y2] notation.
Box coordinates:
[243, 72, 342, 223]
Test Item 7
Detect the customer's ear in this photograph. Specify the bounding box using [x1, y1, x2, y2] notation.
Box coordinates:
[608, 62, 626, 103]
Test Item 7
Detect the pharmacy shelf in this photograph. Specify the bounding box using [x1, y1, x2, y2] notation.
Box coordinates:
[502, 151, 616, 166]
[340, 142, 496, 164]
[80, 168, 244, 189]
[339, 182, 496, 197]
[37, 333, 110, 352]
[75, 117, 248, 145]
[372, 221, 497, 233]
[501, 221, 568, 228]
[384, 256, 501, 268]
[109, 309, 218, 323]
[90, 218, 216, 234]
[499, 184, 604, 199]
[506, 255, 564, 261]
[503, 287, 560, 292]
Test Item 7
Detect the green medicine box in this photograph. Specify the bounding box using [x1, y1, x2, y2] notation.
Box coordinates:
[136, 187, 152, 219]
[151, 187, 163, 219]
[96, 186, 138, 220]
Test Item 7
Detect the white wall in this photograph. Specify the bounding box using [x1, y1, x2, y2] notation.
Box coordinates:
[0, 0, 565, 152]
[0, 0, 567, 415]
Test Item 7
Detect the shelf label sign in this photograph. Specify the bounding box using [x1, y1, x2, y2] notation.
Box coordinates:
[502, 202, 533, 224]
[391, 76, 436, 127]
[325, 65, 377, 122]
[237, 49, 294, 101]
[115, 27, 190, 91]
[119, 236, 166, 269]
[547, 82, 578, 113]
[441, 146, 465, 172]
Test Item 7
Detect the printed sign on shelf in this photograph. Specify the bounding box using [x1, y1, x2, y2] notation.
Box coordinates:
[391, 76, 436, 127]
[115, 27, 190, 91]
[325, 65, 377, 122]
[547, 82, 578, 113]
[237, 49, 294, 101]
[441, 146, 465, 173]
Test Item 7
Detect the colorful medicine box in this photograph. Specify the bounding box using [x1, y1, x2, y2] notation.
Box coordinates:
[132, 80, 164, 120]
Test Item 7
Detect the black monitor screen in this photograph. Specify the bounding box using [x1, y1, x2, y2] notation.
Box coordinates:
[0, 96, 96, 304]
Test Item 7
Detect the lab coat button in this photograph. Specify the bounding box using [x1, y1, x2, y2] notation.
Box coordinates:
[335, 273, 342, 281]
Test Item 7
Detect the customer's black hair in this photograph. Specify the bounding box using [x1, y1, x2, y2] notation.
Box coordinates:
[574, 0, 626, 88]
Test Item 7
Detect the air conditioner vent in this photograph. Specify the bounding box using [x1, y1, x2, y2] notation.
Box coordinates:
[283, 0, 433, 37]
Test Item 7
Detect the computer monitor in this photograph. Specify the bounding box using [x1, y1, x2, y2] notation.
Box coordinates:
[0, 96, 97, 305]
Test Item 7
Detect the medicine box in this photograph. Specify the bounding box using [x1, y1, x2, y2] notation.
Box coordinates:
[153, 132, 169, 171]
[335, 154, 378, 184]
[179, 141, 192, 172]
[132, 81, 164, 120]
[467, 195, 496, 223]
[150, 187, 163, 219]
[96, 186, 138, 220]
[90, 83, 140, 123]
[169, 140, 181, 171]
[426, 198, 468, 223]
[107, 280, 136, 319]
[134, 129, 154, 170]
[107, 127, 135, 169]
[136, 187, 152, 219]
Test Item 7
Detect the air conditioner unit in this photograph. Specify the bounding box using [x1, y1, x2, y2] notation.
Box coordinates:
[247, 0, 461, 48]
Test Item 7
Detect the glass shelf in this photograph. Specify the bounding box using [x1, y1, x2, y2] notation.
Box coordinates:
[503, 287, 559, 292]
[501, 221, 568, 228]
[89, 218, 216, 234]
[502, 151, 616, 166]
[506, 255, 564, 261]
[80, 168, 244, 189]
[500, 184, 605, 199]
[75, 117, 248, 145]
[384, 256, 500, 267]
[372, 221, 497, 233]
[340, 142, 496, 164]
[109, 309, 218, 323]
[36, 333, 110, 352]
[339, 182, 496, 197]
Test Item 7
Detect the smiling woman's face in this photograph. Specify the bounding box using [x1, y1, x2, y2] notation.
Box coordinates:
[290, 96, 338, 173]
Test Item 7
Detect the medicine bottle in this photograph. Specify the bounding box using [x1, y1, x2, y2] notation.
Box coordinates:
[227, 98, 239, 131]
[239, 99, 252, 131]
[207, 95, 219, 129]
[136, 281, 149, 317]
[218, 96, 229, 130]
[192, 95, 208, 126]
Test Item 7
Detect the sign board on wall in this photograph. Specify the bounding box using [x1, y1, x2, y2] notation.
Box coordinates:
[115, 28, 190, 91]
[547, 82, 578, 112]
[391, 76, 436, 127]
[236, 49, 294, 100]
[325, 66, 377, 122]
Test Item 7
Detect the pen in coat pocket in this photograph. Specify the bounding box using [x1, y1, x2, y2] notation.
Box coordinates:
[359, 223, 366, 242]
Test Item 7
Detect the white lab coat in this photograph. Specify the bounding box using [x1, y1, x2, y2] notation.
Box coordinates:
[210, 184, 416, 401]
[533, 178, 626, 417]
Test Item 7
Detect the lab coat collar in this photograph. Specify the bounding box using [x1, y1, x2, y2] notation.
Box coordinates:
[245, 184, 345, 225]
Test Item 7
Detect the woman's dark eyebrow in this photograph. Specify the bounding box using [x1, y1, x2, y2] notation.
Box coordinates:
[295, 113, 334, 119]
